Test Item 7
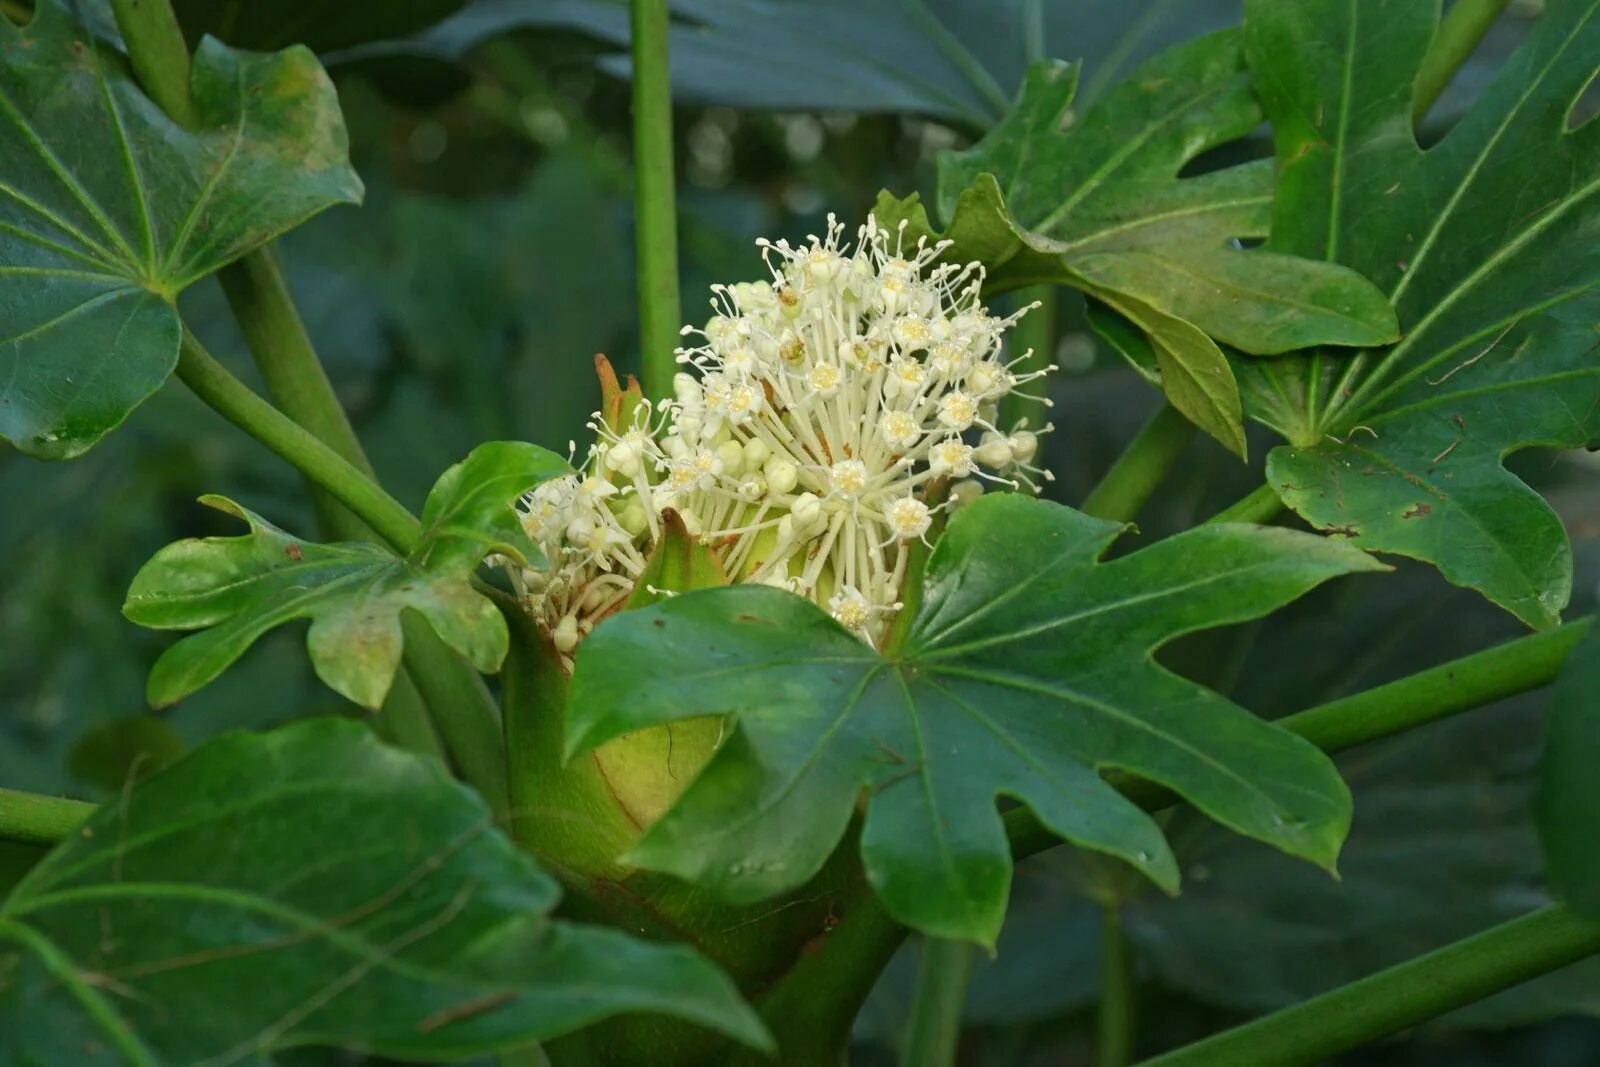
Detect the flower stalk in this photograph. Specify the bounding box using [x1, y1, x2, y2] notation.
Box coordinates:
[631, 0, 683, 399]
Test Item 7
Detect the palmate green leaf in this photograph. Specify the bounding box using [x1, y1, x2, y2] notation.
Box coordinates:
[334, 0, 1247, 130]
[123, 442, 568, 709]
[1239, 0, 1600, 629]
[873, 37, 1397, 458]
[0, 718, 769, 1062]
[0, 0, 362, 459]
[565, 494, 1381, 946]
[1538, 622, 1600, 915]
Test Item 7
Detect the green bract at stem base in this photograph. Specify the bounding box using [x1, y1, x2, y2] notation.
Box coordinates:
[631, 0, 682, 400]
[743, 616, 1593, 1060]
[1137, 904, 1600, 1067]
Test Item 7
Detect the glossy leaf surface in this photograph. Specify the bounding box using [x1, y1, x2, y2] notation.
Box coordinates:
[874, 36, 1397, 455]
[0, 719, 769, 1061]
[567, 494, 1379, 945]
[0, 1, 361, 458]
[1241, 0, 1600, 628]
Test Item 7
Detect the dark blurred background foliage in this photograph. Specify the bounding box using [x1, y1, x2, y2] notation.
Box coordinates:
[3, 0, 1597, 1062]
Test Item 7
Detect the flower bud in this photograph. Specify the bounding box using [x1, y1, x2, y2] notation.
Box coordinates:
[716, 439, 746, 478]
[1009, 430, 1039, 464]
[617, 499, 649, 537]
[552, 614, 580, 653]
[765, 457, 799, 495]
[949, 479, 984, 509]
[975, 432, 1013, 469]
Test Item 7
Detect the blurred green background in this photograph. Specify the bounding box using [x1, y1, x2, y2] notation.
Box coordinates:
[4, 0, 1598, 1062]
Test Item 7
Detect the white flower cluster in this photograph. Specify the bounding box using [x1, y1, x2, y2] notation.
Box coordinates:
[510, 214, 1054, 659]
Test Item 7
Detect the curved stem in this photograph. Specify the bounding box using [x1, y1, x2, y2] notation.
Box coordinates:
[1206, 482, 1284, 526]
[1412, 0, 1510, 124]
[108, 0, 199, 128]
[0, 789, 94, 846]
[1081, 403, 1197, 522]
[630, 0, 681, 399]
[1137, 904, 1600, 1067]
[1097, 904, 1135, 1067]
[901, 937, 973, 1067]
[175, 331, 422, 552]
[1281, 615, 1590, 755]
[216, 252, 376, 524]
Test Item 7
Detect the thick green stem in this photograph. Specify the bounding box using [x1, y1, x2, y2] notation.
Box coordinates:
[1413, 0, 1510, 124]
[1284, 616, 1591, 755]
[0, 789, 94, 847]
[400, 613, 508, 821]
[369, 669, 447, 761]
[1097, 905, 1135, 1067]
[630, 0, 681, 399]
[216, 253, 375, 524]
[1138, 904, 1600, 1067]
[901, 938, 973, 1067]
[1081, 403, 1197, 523]
[1206, 482, 1284, 526]
[174, 331, 422, 552]
[108, 0, 199, 127]
[724, 877, 907, 1066]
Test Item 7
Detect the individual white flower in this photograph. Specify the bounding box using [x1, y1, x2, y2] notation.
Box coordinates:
[510, 213, 1055, 653]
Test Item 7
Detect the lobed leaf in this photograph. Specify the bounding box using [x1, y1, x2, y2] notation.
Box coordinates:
[124, 442, 568, 709]
[1240, 0, 1600, 629]
[566, 494, 1382, 946]
[875, 37, 1398, 455]
[0, 0, 362, 458]
[0, 718, 769, 1061]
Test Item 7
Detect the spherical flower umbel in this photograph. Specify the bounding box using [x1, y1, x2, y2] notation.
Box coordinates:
[509, 213, 1055, 657]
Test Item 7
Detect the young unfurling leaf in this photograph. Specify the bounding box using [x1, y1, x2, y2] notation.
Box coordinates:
[124, 442, 569, 709]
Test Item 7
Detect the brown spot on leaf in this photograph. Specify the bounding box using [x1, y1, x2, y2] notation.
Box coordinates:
[1402, 503, 1432, 519]
[284, 543, 302, 561]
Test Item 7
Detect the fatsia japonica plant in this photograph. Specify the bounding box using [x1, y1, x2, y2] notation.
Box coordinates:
[2, 0, 1600, 1064]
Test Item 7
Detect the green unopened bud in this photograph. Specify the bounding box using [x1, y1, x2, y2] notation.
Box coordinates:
[974, 432, 1013, 469]
[765, 457, 799, 495]
[716, 439, 746, 478]
[617, 499, 649, 537]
